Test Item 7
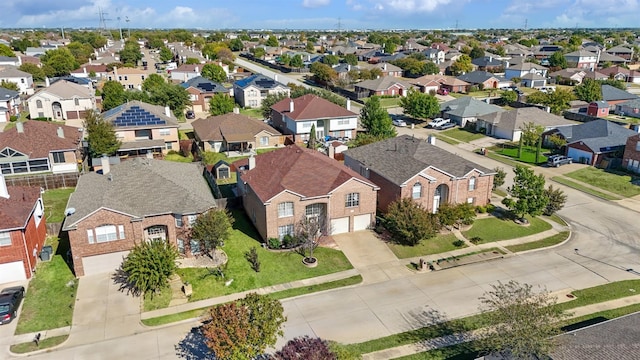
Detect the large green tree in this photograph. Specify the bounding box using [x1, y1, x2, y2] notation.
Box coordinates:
[549, 51, 568, 69]
[190, 209, 234, 258]
[121, 239, 179, 296]
[502, 165, 549, 219]
[470, 46, 485, 59]
[360, 96, 396, 139]
[0, 44, 15, 57]
[449, 54, 473, 75]
[19, 63, 45, 82]
[67, 41, 94, 65]
[40, 48, 79, 77]
[544, 185, 567, 216]
[209, 93, 236, 116]
[384, 198, 440, 246]
[101, 80, 127, 111]
[400, 89, 440, 120]
[229, 38, 244, 51]
[119, 40, 143, 66]
[309, 62, 337, 84]
[574, 78, 602, 102]
[526, 88, 575, 115]
[265, 35, 279, 47]
[141, 73, 166, 92]
[158, 46, 173, 63]
[520, 122, 545, 147]
[290, 54, 303, 68]
[201, 63, 227, 83]
[0, 80, 18, 91]
[84, 109, 121, 157]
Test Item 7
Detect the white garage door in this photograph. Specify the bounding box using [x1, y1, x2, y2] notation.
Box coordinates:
[353, 214, 372, 231]
[0, 261, 27, 284]
[82, 251, 130, 276]
[567, 148, 592, 164]
[330, 217, 350, 235]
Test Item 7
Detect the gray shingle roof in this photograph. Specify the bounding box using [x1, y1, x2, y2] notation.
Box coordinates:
[456, 70, 505, 84]
[440, 96, 504, 118]
[601, 85, 638, 102]
[479, 107, 575, 131]
[354, 76, 411, 92]
[63, 158, 216, 230]
[557, 119, 637, 153]
[343, 135, 493, 186]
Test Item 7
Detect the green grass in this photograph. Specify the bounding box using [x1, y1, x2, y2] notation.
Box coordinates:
[440, 128, 486, 143]
[10, 335, 68, 354]
[556, 279, 640, 312]
[178, 130, 194, 140]
[564, 167, 640, 198]
[15, 237, 77, 334]
[492, 188, 508, 197]
[144, 210, 353, 310]
[552, 176, 621, 201]
[239, 107, 264, 119]
[387, 233, 463, 259]
[143, 285, 174, 311]
[43, 188, 74, 223]
[433, 134, 461, 145]
[485, 151, 530, 168]
[142, 308, 207, 327]
[499, 146, 548, 164]
[461, 215, 552, 243]
[544, 213, 567, 226]
[505, 231, 570, 252]
[393, 342, 479, 360]
[363, 96, 401, 108]
[164, 153, 194, 163]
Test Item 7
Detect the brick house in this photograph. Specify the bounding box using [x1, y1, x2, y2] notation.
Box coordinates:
[0, 87, 21, 123]
[62, 158, 216, 276]
[106, 67, 147, 90]
[232, 145, 379, 240]
[622, 133, 640, 174]
[270, 94, 358, 143]
[180, 76, 230, 113]
[354, 76, 412, 97]
[0, 176, 47, 284]
[233, 74, 290, 108]
[564, 50, 598, 70]
[27, 79, 97, 120]
[343, 135, 495, 213]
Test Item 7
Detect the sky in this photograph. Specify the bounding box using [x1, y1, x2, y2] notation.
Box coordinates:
[1, 0, 639, 30]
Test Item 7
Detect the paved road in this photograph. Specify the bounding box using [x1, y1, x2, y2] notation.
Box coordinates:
[234, 57, 311, 89]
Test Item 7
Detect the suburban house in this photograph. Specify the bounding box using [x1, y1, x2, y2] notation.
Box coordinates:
[456, 71, 509, 89]
[519, 73, 548, 88]
[170, 64, 203, 82]
[605, 46, 634, 61]
[422, 48, 446, 63]
[0, 176, 47, 284]
[0, 56, 22, 67]
[615, 98, 640, 119]
[476, 107, 575, 142]
[233, 74, 290, 108]
[440, 96, 503, 127]
[439, 77, 471, 93]
[62, 158, 217, 276]
[598, 66, 632, 82]
[622, 133, 640, 174]
[270, 94, 358, 143]
[543, 119, 637, 166]
[0, 66, 34, 95]
[504, 62, 549, 81]
[410, 75, 447, 94]
[365, 62, 403, 77]
[343, 135, 495, 213]
[564, 50, 598, 70]
[102, 100, 181, 157]
[27, 79, 96, 120]
[70, 64, 109, 79]
[587, 101, 610, 117]
[0, 121, 82, 175]
[601, 85, 638, 108]
[106, 67, 147, 90]
[232, 145, 379, 240]
[192, 111, 284, 154]
[354, 76, 412, 97]
[180, 76, 230, 113]
[0, 87, 21, 122]
[550, 68, 587, 84]
[471, 56, 504, 72]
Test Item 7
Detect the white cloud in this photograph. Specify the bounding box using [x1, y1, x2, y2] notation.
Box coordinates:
[302, 0, 331, 8]
[367, 0, 454, 13]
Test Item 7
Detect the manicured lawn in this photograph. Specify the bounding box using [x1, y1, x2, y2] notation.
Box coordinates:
[505, 231, 570, 252]
[43, 188, 74, 223]
[492, 188, 508, 197]
[433, 134, 461, 145]
[164, 153, 194, 163]
[564, 167, 640, 198]
[15, 236, 77, 334]
[239, 107, 263, 119]
[544, 213, 567, 226]
[485, 151, 530, 168]
[552, 177, 621, 201]
[440, 128, 486, 143]
[461, 215, 552, 243]
[363, 96, 401, 108]
[144, 210, 353, 310]
[387, 233, 463, 259]
[556, 279, 640, 311]
[10, 335, 68, 354]
[499, 146, 548, 164]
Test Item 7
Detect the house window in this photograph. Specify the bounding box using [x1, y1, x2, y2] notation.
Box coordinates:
[0, 232, 11, 246]
[12, 161, 27, 173]
[159, 128, 171, 136]
[344, 130, 352, 138]
[124, 76, 128, 81]
[278, 224, 294, 240]
[468, 176, 476, 191]
[218, 167, 230, 179]
[467, 197, 475, 204]
[345, 193, 360, 207]
[164, 142, 173, 150]
[94, 225, 119, 243]
[141, 76, 145, 81]
[74, 98, 79, 106]
[302, 122, 312, 128]
[636, 141, 640, 151]
[278, 202, 294, 218]
[118, 76, 122, 81]
[28, 159, 49, 172]
[174, 214, 183, 227]
[187, 215, 198, 226]
[190, 239, 201, 254]
[87, 229, 94, 244]
[305, 203, 323, 217]
[260, 136, 269, 146]
[118, 225, 125, 239]
[36, 100, 43, 109]
[412, 183, 422, 199]
[337, 119, 350, 125]
[52, 152, 66, 164]
[177, 239, 185, 254]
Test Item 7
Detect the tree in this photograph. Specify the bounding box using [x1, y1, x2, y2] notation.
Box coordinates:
[185, 57, 200, 65]
[146, 82, 191, 115]
[209, 93, 236, 116]
[201, 63, 227, 83]
[322, 54, 339, 66]
[119, 41, 143, 66]
[526, 88, 575, 115]
[493, 167, 507, 189]
[0, 44, 15, 57]
[67, 41, 94, 65]
[294, 214, 325, 262]
[141, 73, 166, 92]
[384, 198, 440, 246]
[261, 92, 288, 119]
[279, 53, 291, 66]
[308, 123, 318, 149]
[574, 78, 602, 102]
[265, 35, 279, 47]
[190, 209, 234, 258]
[251, 47, 266, 59]
[202, 293, 286, 360]
[503, 165, 549, 219]
[501, 90, 517, 104]
[549, 51, 568, 69]
[470, 46, 485, 59]
[216, 48, 235, 62]
[40, 48, 79, 77]
[229, 38, 244, 51]
[158, 46, 173, 63]
[520, 122, 545, 147]
[272, 336, 337, 360]
[290, 54, 304, 68]
[309, 62, 336, 84]
[544, 185, 567, 216]
[360, 96, 396, 139]
[101, 80, 127, 110]
[400, 89, 440, 120]
[84, 109, 121, 157]
[121, 239, 179, 296]
[436, 202, 458, 230]
[449, 54, 473, 75]
[343, 53, 358, 66]
[19, 63, 46, 82]
[547, 134, 567, 150]
[0, 80, 18, 91]
[423, 61, 440, 75]
[476, 280, 568, 359]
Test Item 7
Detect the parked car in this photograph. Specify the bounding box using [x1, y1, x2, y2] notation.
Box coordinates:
[0, 286, 25, 325]
[435, 122, 456, 130]
[437, 88, 449, 95]
[547, 155, 572, 167]
[392, 118, 407, 127]
[427, 117, 450, 128]
[185, 110, 195, 119]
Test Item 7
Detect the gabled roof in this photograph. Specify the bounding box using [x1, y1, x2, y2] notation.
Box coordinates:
[440, 96, 503, 118]
[343, 135, 493, 186]
[181, 76, 228, 93]
[63, 158, 216, 230]
[619, 98, 640, 108]
[234, 74, 287, 90]
[598, 66, 631, 76]
[410, 74, 446, 87]
[601, 85, 638, 102]
[192, 113, 280, 142]
[354, 76, 411, 92]
[520, 72, 546, 80]
[557, 119, 637, 152]
[606, 45, 633, 54]
[597, 52, 627, 63]
[471, 56, 503, 67]
[35, 79, 93, 99]
[564, 49, 597, 57]
[478, 107, 575, 131]
[233, 144, 377, 203]
[506, 62, 548, 71]
[0, 120, 81, 158]
[0, 66, 31, 78]
[456, 70, 503, 84]
[0, 185, 41, 231]
[102, 100, 179, 129]
[71, 64, 108, 74]
[173, 64, 201, 73]
[0, 87, 20, 100]
[271, 94, 356, 121]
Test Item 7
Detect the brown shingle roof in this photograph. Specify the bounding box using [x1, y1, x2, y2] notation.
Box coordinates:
[192, 113, 280, 142]
[0, 121, 81, 158]
[271, 94, 356, 121]
[0, 185, 40, 231]
[233, 144, 376, 202]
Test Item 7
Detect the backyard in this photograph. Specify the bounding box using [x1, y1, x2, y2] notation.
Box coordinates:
[498, 145, 549, 164]
[43, 188, 75, 223]
[564, 167, 640, 198]
[439, 127, 486, 143]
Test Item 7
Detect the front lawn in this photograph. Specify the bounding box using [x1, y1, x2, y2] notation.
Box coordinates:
[43, 188, 74, 223]
[461, 215, 552, 243]
[239, 107, 263, 119]
[387, 233, 462, 259]
[363, 96, 401, 108]
[440, 128, 486, 143]
[499, 145, 548, 164]
[15, 236, 77, 334]
[564, 167, 640, 198]
[144, 210, 353, 310]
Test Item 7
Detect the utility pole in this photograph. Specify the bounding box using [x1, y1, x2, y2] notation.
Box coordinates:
[125, 17, 130, 39]
[524, 18, 528, 31]
[98, 7, 113, 40]
[117, 17, 123, 41]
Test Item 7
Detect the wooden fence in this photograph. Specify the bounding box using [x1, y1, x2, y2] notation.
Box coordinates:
[4, 172, 79, 190]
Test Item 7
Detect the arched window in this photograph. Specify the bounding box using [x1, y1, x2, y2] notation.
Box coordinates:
[412, 183, 422, 199]
[36, 100, 43, 109]
[468, 176, 476, 191]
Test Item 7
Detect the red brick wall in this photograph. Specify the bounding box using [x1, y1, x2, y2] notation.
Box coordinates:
[0, 202, 47, 279]
[622, 134, 640, 170]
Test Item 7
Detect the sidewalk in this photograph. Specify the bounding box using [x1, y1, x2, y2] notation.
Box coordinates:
[362, 294, 640, 360]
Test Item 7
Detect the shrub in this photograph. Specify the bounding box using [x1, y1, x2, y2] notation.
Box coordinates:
[453, 239, 465, 247]
[244, 247, 261, 272]
[9, 115, 18, 122]
[470, 236, 483, 244]
[121, 239, 179, 296]
[282, 234, 296, 248]
[268, 237, 281, 249]
[486, 203, 496, 213]
[476, 205, 487, 213]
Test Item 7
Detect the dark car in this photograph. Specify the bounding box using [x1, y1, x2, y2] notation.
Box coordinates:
[185, 110, 195, 119]
[0, 286, 25, 325]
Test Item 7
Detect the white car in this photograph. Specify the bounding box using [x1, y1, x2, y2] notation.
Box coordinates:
[427, 117, 450, 128]
[392, 119, 407, 127]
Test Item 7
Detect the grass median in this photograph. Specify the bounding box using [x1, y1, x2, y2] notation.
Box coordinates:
[10, 335, 68, 354]
[505, 231, 570, 252]
[462, 215, 552, 244]
[564, 167, 640, 198]
[552, 176, 620, 201]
